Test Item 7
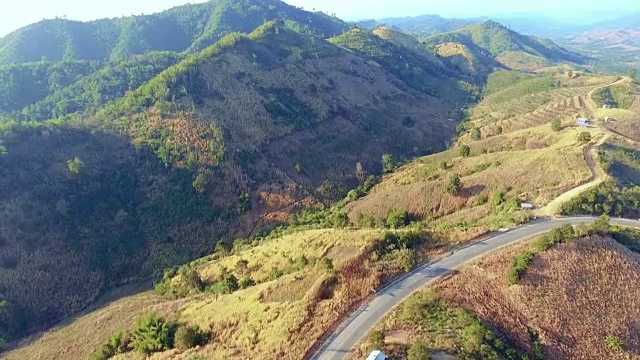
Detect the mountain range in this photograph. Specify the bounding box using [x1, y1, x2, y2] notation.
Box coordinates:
[0, 0, 594, 351]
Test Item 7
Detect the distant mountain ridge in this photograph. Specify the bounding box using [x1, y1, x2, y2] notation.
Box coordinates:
[424, 20, 586, 72]
[355, 14, 477, 36]
[0, 0, 348, 65]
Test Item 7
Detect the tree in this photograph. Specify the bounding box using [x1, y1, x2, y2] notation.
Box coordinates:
[439, 161, 448, 170]
[295, 163, 302, 174]
[67, 157, 85, 174]
[471, 127, 481, 141]
[629, 68, 637, 82]
[447, 174, 463, 194]
[129, 313, 172, 355]
[192, 173, 208, 193]
[407, 340, 430, 360]
[460, 145, 471, 158]
[551, 118, 561, 132]
[386, 209, 408, 229]
[215, 241, 232, 255]
[0, 145, 6, 156]
[369, 330, 385, 350]
[219, 274, 239, 294]
[382, 153, 394, 173]
[577, 131, 592, 143]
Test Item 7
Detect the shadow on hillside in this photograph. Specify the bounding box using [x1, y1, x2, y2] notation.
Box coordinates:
[461, 184, 486, 198]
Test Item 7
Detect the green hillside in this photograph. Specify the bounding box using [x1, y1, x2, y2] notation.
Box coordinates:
[0, 21, 468, 345]
[329, 28, 479, 100]
[424, 20, 586, 71]
[355, 15, 476, 36]
[0, 52, 183, 121]
[0, 0, 348, 65]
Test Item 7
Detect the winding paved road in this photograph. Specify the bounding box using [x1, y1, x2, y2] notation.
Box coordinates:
[310, 216, 640, 360]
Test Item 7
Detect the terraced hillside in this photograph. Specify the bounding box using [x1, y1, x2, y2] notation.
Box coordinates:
[347, 72, 619, 232]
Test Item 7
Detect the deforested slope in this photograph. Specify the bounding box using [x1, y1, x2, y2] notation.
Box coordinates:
[433, 233, 640, 359]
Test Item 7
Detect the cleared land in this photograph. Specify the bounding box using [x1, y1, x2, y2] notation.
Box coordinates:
[349, 231, 640, 359]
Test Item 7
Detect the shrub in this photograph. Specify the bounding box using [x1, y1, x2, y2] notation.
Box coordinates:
[551, 118, 561, 132]
[396, 248, 416, 273]
[447, 174, 463, 194]
[490, 190, 506, 207]
[318, 257, 334, 273]
[439, 160, 448, 170]
[295, 163, 302, 174]
[386, 208, 408, 229]
[129, 313, 173, 355]
[173, 326, 197, 351]
[475, 194, 488, 205]
[407, 340, 430, 360]
[507, 250, 535, 285]
[460, 145, 471, 158]
[605, 335, 624, 351]
[382, 153, 394, 173]
[296, 255, 309, 270]
[471, 127, 481, 140]
[238, 276, 256, 289]
[369, 330, 385, 350]
[577, 131, 591, 143]
[590, 214, 610, 234]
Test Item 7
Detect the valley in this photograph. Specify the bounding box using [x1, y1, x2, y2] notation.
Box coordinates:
[1, 1, 640, 360]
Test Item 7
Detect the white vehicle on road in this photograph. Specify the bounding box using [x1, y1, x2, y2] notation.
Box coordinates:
[366, 350, 387, 360]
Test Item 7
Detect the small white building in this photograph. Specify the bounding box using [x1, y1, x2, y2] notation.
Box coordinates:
[521, 203, 534, 210]
[577, 118, 589, 127]
[603, 104, 612, 109]
[367, 351, 388, 360]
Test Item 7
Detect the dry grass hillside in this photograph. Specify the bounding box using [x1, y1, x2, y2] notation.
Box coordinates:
[346, 72, 618, 230]
[434, 233, 640, 359]
[3, 228, 446, 360]
[347, 125, 594, 225]
[350, 230, 640, 359]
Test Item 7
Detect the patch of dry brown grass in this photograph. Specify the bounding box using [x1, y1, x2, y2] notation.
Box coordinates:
[347, 126, 592, 225]
[434, 235, 640, 359]
[3, 229, 395, 360]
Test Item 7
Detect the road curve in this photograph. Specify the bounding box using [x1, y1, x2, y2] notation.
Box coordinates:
[310, 216, 640, 360]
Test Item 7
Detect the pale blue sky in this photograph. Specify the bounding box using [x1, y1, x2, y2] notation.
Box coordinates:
[0, 0, 638, 37]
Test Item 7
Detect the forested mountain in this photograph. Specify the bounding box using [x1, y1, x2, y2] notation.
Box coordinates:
[0, 0, 348, 65]
[0, 19, 471, 344]
[0, 1, 594, 350]
[424, 20, 586, 71]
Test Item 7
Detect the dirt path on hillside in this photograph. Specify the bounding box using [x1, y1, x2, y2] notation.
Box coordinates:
[537, 78, 627, 216]
[537, 141, 607, 216]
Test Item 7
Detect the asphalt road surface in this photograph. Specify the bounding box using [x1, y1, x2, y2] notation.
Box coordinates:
[310, 216, 640, 360]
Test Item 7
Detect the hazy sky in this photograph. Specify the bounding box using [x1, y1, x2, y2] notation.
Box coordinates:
[0, 0, 638, 37]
